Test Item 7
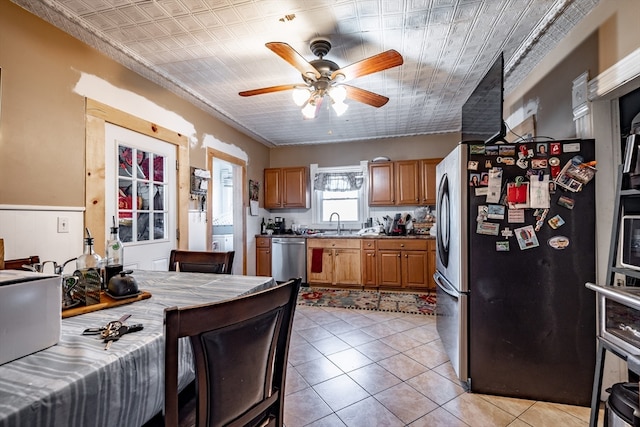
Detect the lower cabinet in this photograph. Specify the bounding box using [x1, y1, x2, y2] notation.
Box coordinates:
[256, 237, 271, 277]
[361, 240, 377, 287]
[307, 239, 361, 287]
[377, 239, 431, 290]
[260, 236, 435, 291]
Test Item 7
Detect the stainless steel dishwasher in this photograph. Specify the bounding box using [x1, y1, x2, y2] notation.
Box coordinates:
[271, 237, 306, 283]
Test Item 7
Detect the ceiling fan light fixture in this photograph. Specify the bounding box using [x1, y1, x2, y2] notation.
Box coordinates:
[292, 87, 310, 106]
[332, 100, 348, 116]
[329, 85, 347, 103]
[301, 101, 317, 119]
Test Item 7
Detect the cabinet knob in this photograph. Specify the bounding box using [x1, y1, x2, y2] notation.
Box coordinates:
[400, 244, 405, 247]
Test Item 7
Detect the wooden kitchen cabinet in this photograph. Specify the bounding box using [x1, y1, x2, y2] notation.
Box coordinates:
[361, 239, 377, 286]
[377, 239, 429, 289]
[420, 159, 441, 205]
[264, 167, 308, 209]
[307, 239, 361, 287]
[396, 160, 421, 205]
[368, 162, 395, 205]
[255, 237, 271, 277]
[369, 158, 441, 206]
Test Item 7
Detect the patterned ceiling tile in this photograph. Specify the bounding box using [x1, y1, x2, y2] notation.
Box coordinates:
[11, 0, 602, 146]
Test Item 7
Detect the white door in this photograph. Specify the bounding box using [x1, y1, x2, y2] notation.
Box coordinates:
[105, 123, 177, 270]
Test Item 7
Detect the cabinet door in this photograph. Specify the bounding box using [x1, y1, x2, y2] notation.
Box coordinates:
[256, 247, 272, 277]
[282, 167, 308, 208]
[420, 159, 441, 205]
[307, 248, 333, 285]
[402, 251, 429, 289]
[264, 168, 282, 209]
[362, 250, 377, 286]
[396, 160, 420, 205]
[369, 162, 395, 206]
[334, 249, 361, 286]
[378, 250, 402, 287]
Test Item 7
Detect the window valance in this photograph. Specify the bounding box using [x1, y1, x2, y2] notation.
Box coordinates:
[313, 171, 364, 192]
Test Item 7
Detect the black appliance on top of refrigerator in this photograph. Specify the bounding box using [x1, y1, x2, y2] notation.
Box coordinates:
[434, 139, 597, 406]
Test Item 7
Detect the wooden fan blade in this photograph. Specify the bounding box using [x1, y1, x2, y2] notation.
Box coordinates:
[266, 42, 321, 80]
[331, 50, 403, 82]
[343, 85, 389, 108]
[239, 84, 298, 97]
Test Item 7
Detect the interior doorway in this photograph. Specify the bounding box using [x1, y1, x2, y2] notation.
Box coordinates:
[207, 149, 246, 274]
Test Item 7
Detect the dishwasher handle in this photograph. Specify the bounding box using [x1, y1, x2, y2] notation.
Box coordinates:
[272, 239, 306, 245]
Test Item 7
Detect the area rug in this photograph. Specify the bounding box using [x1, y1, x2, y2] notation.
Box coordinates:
[297, 287, 436, 315]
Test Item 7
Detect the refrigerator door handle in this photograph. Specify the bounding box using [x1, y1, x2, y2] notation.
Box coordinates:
[434, 270, 458, 298]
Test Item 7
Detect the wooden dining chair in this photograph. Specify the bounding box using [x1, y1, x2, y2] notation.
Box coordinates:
[163, 277, 301, 427]
[168, 250, 235, 274]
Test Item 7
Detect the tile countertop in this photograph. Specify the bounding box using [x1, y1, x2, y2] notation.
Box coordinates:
[256, 233, 435, 240]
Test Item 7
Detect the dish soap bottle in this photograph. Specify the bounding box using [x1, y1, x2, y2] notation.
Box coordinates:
[77, 228, 103, 270]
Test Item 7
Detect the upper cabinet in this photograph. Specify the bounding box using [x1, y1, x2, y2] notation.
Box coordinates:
[420, 159, 440, 205]
[369, 158, 442, 206]
[264, 167, 309, 209]
[368, 162, 395, 205]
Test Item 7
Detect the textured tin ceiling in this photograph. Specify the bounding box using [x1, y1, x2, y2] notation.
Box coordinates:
[12, 0, 600, 146]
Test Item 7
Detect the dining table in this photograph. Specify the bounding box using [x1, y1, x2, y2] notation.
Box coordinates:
[0, 270, 277, 427]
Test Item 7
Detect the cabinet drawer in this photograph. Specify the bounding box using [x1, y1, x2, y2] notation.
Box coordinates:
[361, 239, 377, 250]
[377, 239, 428, 251]
[256, 237, 271, 248]
[307, 238, 361, 249]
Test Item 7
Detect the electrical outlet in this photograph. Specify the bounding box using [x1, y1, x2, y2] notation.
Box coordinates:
[57, 216, 69, 233]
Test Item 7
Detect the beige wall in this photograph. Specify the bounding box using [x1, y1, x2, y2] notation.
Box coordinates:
[0, 1, 270, 208]
[269, 133, 460, 168]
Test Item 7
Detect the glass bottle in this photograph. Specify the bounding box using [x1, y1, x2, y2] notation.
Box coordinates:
[106, 220, 124, 268]
[104, 222, 124, 289]
[261, 218, 266, 235]
[77, 233, 102, 270]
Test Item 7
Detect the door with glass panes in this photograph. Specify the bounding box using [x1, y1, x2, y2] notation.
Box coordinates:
[105, 123, 176, 270]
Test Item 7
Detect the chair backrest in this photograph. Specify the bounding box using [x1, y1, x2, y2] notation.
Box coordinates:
[164, 278, 301, 427]
[168, 250, 235, 274]
[1, 255, 41, 271]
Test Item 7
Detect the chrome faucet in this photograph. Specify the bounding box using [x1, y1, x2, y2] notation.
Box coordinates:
[329, 212, 341, 235]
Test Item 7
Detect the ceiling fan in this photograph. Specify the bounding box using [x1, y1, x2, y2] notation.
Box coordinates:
[239, 39, 403, 119]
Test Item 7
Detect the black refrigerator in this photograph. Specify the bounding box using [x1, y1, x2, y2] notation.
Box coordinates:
[434, 139, 596, 406]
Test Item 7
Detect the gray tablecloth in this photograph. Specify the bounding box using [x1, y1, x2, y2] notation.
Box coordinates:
[0, 271, 276, 427]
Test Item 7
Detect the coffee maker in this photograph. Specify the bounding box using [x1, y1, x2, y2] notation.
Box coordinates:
[274, 217, 286, 234]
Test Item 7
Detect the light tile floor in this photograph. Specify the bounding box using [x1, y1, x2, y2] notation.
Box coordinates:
[284, 305, 604, 427]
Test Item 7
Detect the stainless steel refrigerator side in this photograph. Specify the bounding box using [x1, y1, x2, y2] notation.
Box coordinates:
[435, 144, 469, 384]
[434, 270, 469, 382]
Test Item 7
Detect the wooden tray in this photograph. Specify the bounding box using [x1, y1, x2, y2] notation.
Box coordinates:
[62, 290, 152, 318]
